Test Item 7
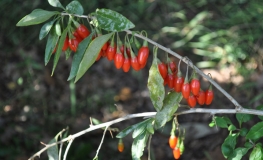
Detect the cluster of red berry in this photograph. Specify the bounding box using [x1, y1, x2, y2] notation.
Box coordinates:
[53, 23, 90, 53]
[96, 34, 150, 72]
[158, 59, 214, 108]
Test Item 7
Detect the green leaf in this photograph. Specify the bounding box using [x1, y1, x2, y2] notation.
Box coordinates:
[240, 128, 248, 137]
[256, 105, 263, 120]
[249, 144, 263, 160]
[154, 91, 182, 129]
[236, 113, 253, 127]
[215, 116, 229, 128]
[45, 26, 59, 65]
[116, 119, 152, 139]
[66, 1, 84, 15]
[244, 142, 253, 149]
[146, 121, 154, 134]
[96, 9, 135, 32]
[39, 19, 56, 40]
[131, 131, 149, 160]
[147, 48, 165, 112]
[228, 124, 237, 131]
[17, 9, 58, 26]
[75, 32, 113, 82]
[47, 138, 59, 160]
[65, 49, 71, 60]
[221, 134, 238, 158]
[67, 33, 93, 81]
[51, 27, 68, 75]
[228, 147, 249, 160]
[132, 124, 147, 139]
[55, 21, 61, 36]
[246, 121, 263, 140]
[48, 0, 65, 9]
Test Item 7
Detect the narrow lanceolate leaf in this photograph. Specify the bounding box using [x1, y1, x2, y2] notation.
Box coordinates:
[249, 144, 263, 160]
[131, 131, 149, 160]
[147, 47, 165, 112]
[75, 32, 113, 82]
[39, 19, 56, 40]
[51, 27, 68, 76]
[67, 32, 93, 81]
[221, 134, 238, 158]
[246, 121, 263, 140]
[45, 27, 59, 65]
[66, 1, 84, 15]
[154, 91, 182, 129]
[116, 118, 152, 139]
[48, 0, 65, 9]
[146, 121, 154, 134]
[47, 138, 59, 160]
[96, 9, 135, 32]
[132, 119, 153, 138]
[16, 9, 59, 26]
[214, 116, 229, 128]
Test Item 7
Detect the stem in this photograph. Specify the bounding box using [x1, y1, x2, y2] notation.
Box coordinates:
[70, 80, 76, 116]
[94, 126, 109, 158]
[63, 138, 74, 160]
[148, 135, 152, 160]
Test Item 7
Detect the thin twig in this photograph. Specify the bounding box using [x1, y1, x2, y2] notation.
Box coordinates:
[63, 138, 74, 160]
[29, 108, 263, 160]
[94, 126, 109, 159]
[148, 135, 152, 160]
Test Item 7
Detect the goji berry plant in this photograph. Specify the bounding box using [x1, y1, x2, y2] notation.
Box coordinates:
[16, 0, 263, 160]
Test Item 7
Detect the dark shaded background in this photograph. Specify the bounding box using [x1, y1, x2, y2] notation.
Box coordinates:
[1, 0, 263, 159]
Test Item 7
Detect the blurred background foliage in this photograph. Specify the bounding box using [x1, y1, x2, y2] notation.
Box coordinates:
[1, 0, 263, 160]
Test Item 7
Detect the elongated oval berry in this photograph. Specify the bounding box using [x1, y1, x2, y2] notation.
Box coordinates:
[182, 83, 190, 99]
[131, 56, 141, 71]
[68, 37, 80, 52]
[138, 46, 149, 65]
[106, 44, 116, 61]
[173, 147, 181, 160]
[102, 41, 109, 51]
[76, 24, 90, 39]
[114, 53, 124, 69]
[174, 76, 184, 92]
[169, 135, 178, 149]
[205, 86, 214, 105]
[188, 94, 196, 108]
[118, 139, 124, 152]
[169, 61, 177, 73]
[196, 90, 205, 105]
[62, 36, 69, 51]
[158, 62, 168, 79]
[167, 73, 174, 89]
[190, 78, 200, 96]
[122, 58, 131, 72]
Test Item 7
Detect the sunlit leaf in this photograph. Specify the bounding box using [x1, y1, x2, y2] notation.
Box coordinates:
[55, 21, 61, 36]
[147, 47, 165, 112]
[17, 9, 58, 26]
[228, 147, 248, 160]
[154, 91, 182, 129]
[249, 144, 263, 160]
[45, 26, 59, 65]
[131, 131, 149, 160]
[66, 1, 84, 15]
[221, 134, 238, 158]
[67, 32, 93, 81]
[48, 0, 64, 9]
[116, 119, 152, 139]
[96, 9, 135, 31]
[75, 32, 113, 82]
[39, 19, 56, 40]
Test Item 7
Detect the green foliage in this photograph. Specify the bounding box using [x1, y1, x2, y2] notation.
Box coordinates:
[16, 9, 59, 26]
[66, 1, 84, 15]
[45, 26, 60, 65]
[147, 47, 165, 112]
[154, 91, 182, 129]
[95, 9, 135, 32]
[75, 32, 113, 82]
